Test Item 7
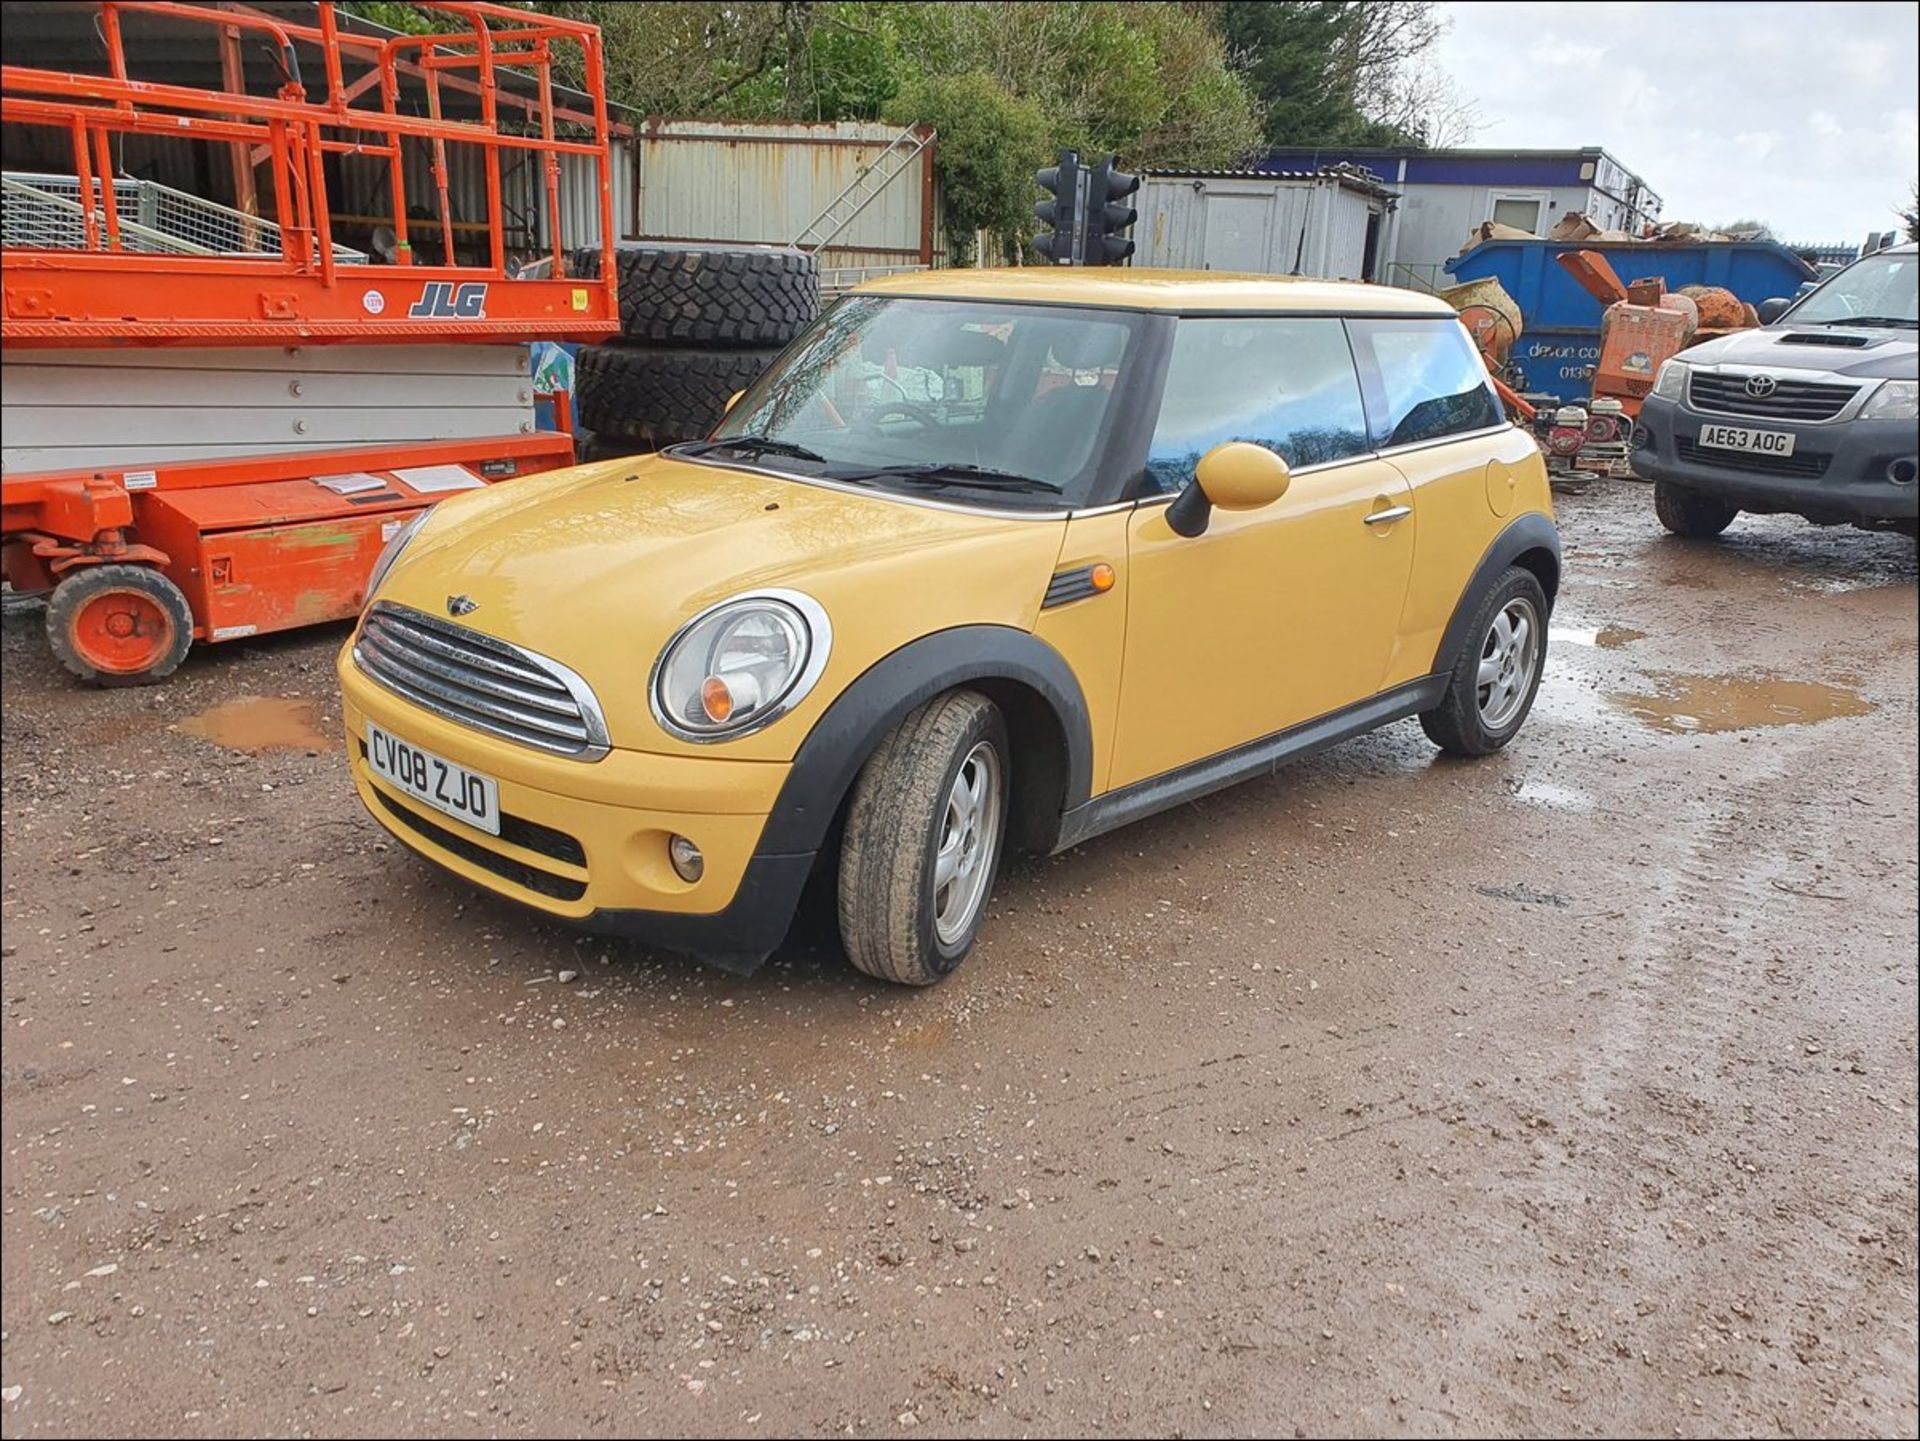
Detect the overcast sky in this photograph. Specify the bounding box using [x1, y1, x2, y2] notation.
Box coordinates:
[1430, 1, 1919, 244]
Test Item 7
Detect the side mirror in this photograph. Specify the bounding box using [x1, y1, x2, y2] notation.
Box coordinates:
[1757, 297, 1790, 324]
[1166, 442, 1291, 537]
[724, 390, 744, 414]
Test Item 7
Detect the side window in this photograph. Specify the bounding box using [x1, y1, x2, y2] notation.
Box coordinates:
[1143, 318, 1370, 495]
[1348, 318, 1505, 448]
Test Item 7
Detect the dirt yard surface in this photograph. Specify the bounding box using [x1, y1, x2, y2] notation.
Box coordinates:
[3, 483, 1916, 1439]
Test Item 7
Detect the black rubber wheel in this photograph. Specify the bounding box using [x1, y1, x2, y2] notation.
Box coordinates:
[45, 564, 194, 687]
[838, 691, 1009, 986]
[569, 242, 819, 347]
[1654, 479, 1738, 538]
[574, 342, 784, 448]
[1420, 566, 1549, 758]
[572, 427, 651, 464]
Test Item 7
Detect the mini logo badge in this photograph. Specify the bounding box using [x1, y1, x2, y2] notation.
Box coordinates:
[1745, 374, 1778, 398]
[446, 594, 479, 617]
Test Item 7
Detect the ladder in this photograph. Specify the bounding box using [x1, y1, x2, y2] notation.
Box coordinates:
[791, 127, 933, 255]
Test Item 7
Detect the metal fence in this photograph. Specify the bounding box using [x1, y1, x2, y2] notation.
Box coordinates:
[2, 171, 367, 263]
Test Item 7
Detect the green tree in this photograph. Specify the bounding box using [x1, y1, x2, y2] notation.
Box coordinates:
[884, 71, 1046, 262]
[1216, 1, 1470, 149]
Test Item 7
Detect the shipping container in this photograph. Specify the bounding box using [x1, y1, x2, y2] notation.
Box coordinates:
[1135, 168, 1393, 281]
[1446, 238, 1818, 404]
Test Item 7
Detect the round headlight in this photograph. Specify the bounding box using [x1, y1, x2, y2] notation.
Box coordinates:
[366, 507, 432, 601]
[651, 591, 831, 741]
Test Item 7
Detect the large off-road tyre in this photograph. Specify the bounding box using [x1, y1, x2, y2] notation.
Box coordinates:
[1654, 479, 1738, 538]
[45, 564, 194, 687]
[569, 242, 818, 347]
[572, 427, 650, 464]
[573, 342, 784, 449]
[837, 690, 1010, 987]
[1420, 566, 1549, 758]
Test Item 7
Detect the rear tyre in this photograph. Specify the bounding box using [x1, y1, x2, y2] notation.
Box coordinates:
[1420, 566, 1548, 757]
[574, 342, 784, 449]
[569, 242, 819, 346]
[837, 690, 1009, 986]
[1654, 479, 1738, 538]
[45, 564, 193, 687]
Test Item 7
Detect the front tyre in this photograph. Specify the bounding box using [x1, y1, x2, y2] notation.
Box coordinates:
[1654, 479, 1738, 538]
[1421, 567, 1548, 757]
[45, 564, 193, 687]
[837, 690, 1009, 986]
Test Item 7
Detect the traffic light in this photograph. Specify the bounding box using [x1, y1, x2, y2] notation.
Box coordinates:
[1034, 150, 1083, 265]
[1088, 157, 1139, 266]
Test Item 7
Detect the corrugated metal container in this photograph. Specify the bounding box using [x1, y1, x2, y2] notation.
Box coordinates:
[1447, 238, 1819, 404]
[630, 118, 938, 276]
[1136, 170, 1390, 281]
[333, 134, 633, 260]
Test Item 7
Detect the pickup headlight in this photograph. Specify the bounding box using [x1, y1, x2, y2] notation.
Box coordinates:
[366, 507, 432, 601]
[1861, 379, 1918, 421]
[1651, 358, 1690, 400]
[651, 590, 831, 741]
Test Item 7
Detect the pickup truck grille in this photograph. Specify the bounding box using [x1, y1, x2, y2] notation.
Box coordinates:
[1687, 372, 1858, 421]
[353, 602, 609, 759]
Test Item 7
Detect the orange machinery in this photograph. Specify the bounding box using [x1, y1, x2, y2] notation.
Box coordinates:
[1, 0, 620, 684]
[1554, 249, 1701, 417]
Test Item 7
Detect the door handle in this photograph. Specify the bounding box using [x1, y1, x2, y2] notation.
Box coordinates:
[1364, 505, 1412, 526]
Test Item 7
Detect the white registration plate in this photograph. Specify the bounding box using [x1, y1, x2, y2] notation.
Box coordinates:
[1698, 423, 1795, 457]
[366, 722, 500, 836]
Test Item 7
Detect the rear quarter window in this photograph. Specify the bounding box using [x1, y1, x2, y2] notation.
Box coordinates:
[1347, 318, 1505, 448]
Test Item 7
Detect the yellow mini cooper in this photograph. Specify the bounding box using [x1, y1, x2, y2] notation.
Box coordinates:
[341, 270, 1558, 985]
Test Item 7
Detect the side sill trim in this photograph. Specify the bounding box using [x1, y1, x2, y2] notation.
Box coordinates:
[1052, 675, 1446, 853]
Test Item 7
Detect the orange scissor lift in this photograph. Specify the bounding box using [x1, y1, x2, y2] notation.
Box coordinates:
[1, 0, 619, 684]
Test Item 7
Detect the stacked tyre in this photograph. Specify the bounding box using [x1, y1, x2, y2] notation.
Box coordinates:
[570, 244, 818, 458]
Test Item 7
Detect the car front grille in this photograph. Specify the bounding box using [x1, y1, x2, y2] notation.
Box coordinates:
[1676, 435, 1831, 478]
[354, 602, 609, 759]
[1687, 372, 1858, 421]
[369, 785, 588, 901]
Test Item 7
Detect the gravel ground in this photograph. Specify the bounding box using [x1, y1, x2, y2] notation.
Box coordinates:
[2, 481, 1915, 1438]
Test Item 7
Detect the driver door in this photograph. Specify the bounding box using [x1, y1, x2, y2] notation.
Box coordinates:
[1109, 317, 1416, 789]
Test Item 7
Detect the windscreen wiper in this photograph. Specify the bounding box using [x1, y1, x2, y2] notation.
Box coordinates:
[836, 461, 1059, 493]
[669, 436, 828, 464]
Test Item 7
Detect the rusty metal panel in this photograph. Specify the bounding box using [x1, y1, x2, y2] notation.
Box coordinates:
[633, 119, 937, 258]
[194, 504, 415, 639]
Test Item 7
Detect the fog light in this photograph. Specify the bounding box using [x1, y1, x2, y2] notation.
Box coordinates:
[668, 834, 704, 883]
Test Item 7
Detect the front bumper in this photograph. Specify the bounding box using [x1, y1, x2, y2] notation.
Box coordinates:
[339, 646, 813, 971]
[1634, 394, 1919, 525]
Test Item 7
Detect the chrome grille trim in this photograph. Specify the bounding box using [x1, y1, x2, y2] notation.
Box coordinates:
[1686, 370, 1861, 423]
[354, 602, 611, 761]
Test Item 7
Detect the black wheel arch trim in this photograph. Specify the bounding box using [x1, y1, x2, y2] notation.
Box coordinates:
[755, 625, 1094, 858]
[1434, 513, 1562, 676]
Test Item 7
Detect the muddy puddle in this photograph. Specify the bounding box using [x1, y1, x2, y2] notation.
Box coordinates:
[175, 696, 334, 752]
[1612, 673, 1875, 735]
